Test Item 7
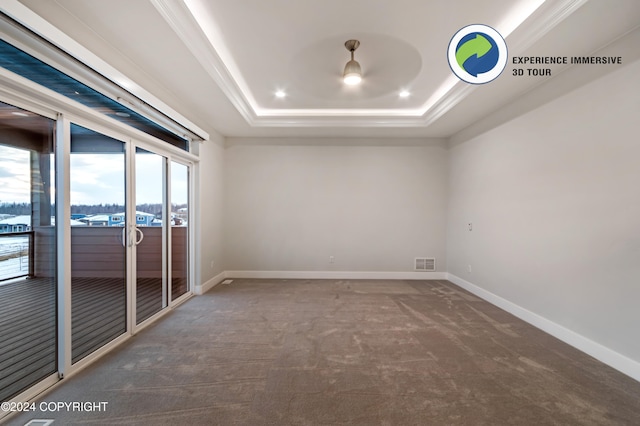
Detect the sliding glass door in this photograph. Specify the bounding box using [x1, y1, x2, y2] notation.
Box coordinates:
[134, 148, 168, 324]
[132, 149, 192, 324]
[170, 161, 189, 302]
[0, 102, 57, 402]
[0, 100, 194, 403]
[69, 124, 127, 363]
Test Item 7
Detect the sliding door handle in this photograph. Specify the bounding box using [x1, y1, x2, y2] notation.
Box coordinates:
[134, 227, 144, 246]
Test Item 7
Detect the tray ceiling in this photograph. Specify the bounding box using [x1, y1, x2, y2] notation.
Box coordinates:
[5, 0, 640, 138]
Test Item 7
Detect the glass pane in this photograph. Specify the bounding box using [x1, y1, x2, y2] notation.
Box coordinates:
[0, 37, 189, 151]
[170, 162, 189, 300]
[70, 124, 126, 363]
[0, 102, 56, 401]
[135, 148, 167, 324]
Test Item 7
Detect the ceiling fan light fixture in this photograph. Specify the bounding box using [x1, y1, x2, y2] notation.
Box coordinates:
[343, 61, 362, 85]
[343, 39, 362, 85]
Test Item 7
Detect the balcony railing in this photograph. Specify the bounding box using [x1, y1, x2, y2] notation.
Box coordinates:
[0, 231, 34, 282]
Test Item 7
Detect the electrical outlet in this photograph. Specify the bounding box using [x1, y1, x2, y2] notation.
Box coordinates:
[329, 256, 335, 264]
[210, 260, 214, 269]
[468, 264, 472, 273]
[468, 223, 473, 231]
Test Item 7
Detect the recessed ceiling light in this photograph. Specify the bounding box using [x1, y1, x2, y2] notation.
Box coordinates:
[399, 90, 410, 98]
[275, 90, 286, 98]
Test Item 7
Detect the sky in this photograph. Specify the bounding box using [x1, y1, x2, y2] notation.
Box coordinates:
[0, 145, 30, 204]
[0, 144, 188, 208]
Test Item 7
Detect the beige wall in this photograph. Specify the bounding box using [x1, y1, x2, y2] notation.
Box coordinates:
[446, 58, 640, 365]
[197, 131, 226, 284]
[222, 140, 448, 273]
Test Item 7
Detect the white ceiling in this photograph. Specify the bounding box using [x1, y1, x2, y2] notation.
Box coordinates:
[8, 0, 640, 139]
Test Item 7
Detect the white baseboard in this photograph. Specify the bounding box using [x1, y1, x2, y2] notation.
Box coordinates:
[224, 270, 448, 280]
[195, 270, 226, 295]
[447, 273, 640, 383]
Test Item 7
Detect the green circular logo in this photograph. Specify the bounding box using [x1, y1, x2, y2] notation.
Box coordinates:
[448, 24, 508, 84]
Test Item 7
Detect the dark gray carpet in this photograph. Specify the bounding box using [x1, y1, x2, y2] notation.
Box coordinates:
[6, 279, 640, 425]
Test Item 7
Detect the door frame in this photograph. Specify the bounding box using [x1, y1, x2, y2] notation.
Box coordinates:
[167, 156, 194, 309]
[128, 142, 171, 334]
[0, 68, 199, 409]
[127, 144, 196, 331]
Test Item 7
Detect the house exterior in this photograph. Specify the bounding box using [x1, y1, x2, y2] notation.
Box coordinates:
[82, 215, 110, 227]
[108, 211, 156, 227]
[0, 215, 31, 233]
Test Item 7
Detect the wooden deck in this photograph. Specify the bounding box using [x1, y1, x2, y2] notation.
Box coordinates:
[0, 275, 180, 402]
[71, 277, 127, 363]
[0, 277, 56, 403]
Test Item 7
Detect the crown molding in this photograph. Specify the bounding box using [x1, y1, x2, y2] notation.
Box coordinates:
[150, 0, 258, 126]
[0, 0, 210, 140]
[506, 0, 590, 53]
[154, 0, 589, 128]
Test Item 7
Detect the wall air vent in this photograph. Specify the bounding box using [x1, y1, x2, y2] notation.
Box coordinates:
[415, 258, 436, 271]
